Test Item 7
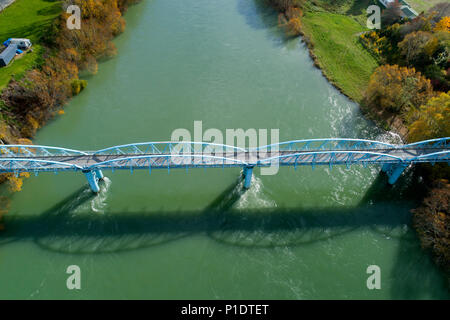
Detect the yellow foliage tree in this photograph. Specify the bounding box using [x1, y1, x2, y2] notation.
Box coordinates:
[25, 114, 40, 137]
[363, 64, 434, 113]
[408, 91, 450, 142]
[6, 172, 30, 192]
[7, 175, 23, 192]
[434, 17, 450, 32]
[17, 138, 32, 145]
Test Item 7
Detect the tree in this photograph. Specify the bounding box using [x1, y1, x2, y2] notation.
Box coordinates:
[434, 16, 450, 33]
[412, 181, 450, 275]
[398, 31, 438, 66]
[6, 172, 30, 192]
[268, 0, 300, 11]
[285, 7, 302, 36]
[286, 17, 302, 36]
[399, 14, 434, 37]
[408, 91, 450, 142]
[427, 3, 450, 24]
[363, 64, 434, 113]
[381, 0, 402, 27]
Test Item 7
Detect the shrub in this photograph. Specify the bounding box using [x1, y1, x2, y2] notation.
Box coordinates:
[71, 79, 88, 95]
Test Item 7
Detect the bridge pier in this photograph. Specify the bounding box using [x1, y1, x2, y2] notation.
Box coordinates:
[83, 169, 104, 193]
[243, 166, 254, 189]
[381, 163, 391, 173]
[94, 169, 104, 181]
[382, 163, 408, 184]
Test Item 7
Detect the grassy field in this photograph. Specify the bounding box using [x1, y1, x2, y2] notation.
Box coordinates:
[0, 0, 62, 91]
[303, 0, 377, 24]
[301, 10, 378, 102]
[406, 0, 442, 13]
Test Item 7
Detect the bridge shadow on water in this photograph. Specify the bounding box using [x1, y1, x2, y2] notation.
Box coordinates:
[0, 168, 447, 297]
[0, 171, 421, 254]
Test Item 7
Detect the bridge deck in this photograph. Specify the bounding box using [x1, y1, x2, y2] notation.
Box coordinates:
[1, 147, 447, 171]
[1, 139, 448, 190]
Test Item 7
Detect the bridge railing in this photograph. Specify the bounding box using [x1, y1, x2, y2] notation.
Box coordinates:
[403, 137, 450, 149]
[92, 141, 245, 156]
[250, 138, 397, 153]
[2, 138, 448, 159]
[0, 158, 83, 174]
[256, 151, 405, 169]
[409, 151, 450, 163]
[0, 145, 88, 157]
[0, 138, 448, 173]
[86, 154, 249, 172]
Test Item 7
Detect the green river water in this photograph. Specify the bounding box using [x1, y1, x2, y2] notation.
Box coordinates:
[0, 0, 449, 299]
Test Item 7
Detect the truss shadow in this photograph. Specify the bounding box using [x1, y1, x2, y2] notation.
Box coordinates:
[0, 172, 418, 254]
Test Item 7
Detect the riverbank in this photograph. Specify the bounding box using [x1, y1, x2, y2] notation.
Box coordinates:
[1, 0, 448, 298]
[0, 0, 140, 189]
[300, 10, 378, 103]
[270, 1, 378, 102]
[274, 1, 411, 137]
[270, 0, 450, 284]
[274, 0, 446, 139]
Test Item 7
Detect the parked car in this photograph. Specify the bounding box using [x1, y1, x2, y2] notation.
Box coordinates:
[3, 38, 32, 50]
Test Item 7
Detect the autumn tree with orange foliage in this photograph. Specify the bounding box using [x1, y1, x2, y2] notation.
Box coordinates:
[363, 64, 434, 113]
[284, 7, 303, 36]
[269, 0, 304, 36]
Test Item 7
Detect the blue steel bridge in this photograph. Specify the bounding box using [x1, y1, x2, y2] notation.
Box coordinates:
[0, 138, 449, 193]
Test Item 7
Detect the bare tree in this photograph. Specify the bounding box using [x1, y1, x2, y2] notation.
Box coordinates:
[427, 2, 450, 24]
[381, 0, 403, 26]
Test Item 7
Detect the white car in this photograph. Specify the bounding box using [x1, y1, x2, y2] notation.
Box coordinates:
[8, 38, 32, 50]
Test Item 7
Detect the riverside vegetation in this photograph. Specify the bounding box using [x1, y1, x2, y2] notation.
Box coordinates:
[268, 0, 449, 284]
[0, 0, 140, 191]
[0, 0, 140, 228]
[0, 0, 449, 286]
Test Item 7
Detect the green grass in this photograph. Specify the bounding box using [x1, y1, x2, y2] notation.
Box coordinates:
[406, 0, 441, 13]
[303, 0, 377, 24]
[301, 11, 378, 102]
[0, 0, 62, 91]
